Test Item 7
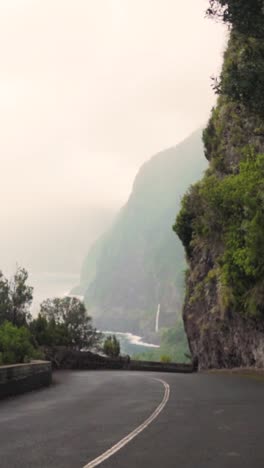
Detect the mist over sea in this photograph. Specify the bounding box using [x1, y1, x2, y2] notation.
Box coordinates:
[29, 272, 80, 316]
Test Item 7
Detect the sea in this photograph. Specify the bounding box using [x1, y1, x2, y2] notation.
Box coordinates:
[29, 272, 159, 355]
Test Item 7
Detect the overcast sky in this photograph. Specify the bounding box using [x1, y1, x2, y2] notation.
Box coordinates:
[0, 0, 226, 275]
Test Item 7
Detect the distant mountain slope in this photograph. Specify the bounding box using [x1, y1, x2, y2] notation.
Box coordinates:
[77, 130, 207, 334]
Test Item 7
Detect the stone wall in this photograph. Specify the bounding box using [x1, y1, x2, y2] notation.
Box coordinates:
[129, 360, 193, 373]
[0, 361, 52, 400]
[44, 347, 193, 373]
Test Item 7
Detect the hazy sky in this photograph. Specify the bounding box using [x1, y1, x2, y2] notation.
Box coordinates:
[0, 0, 226, 275]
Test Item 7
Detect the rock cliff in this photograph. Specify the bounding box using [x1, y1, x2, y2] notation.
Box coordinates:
[174, 2, 264, 369]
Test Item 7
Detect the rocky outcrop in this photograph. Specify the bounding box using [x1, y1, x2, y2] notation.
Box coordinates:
[184, 245, 264, 369]
[175, 10, 264, 369]
[182, 99, 264, 369]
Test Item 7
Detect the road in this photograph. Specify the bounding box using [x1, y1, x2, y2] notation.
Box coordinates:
[0, 370, 263, 468]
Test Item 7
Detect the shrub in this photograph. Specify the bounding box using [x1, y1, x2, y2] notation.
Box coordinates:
[0, 321, 35, 365]
[103, 335, 120, 358]
[160, 355, 172, 363]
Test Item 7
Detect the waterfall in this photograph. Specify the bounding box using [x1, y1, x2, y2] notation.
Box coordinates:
[155, 304, 160, 333]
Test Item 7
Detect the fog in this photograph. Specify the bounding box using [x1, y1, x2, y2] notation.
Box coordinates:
[0, 0, 226, 279]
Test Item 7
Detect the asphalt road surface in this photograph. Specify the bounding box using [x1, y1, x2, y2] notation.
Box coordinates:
[0, 370, 263, 468]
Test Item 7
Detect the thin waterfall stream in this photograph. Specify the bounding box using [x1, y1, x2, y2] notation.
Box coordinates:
[155, 304, 160, 333]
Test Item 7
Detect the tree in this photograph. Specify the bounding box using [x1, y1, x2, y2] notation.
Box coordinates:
[103, 335, 120, 358]
[206, 0, 264, 37]
[29, 314, 51, 347]
[206, 1, 264, 117]
[30, 314, 73, 348]
[39, 297, 101, 350]
[0, 268, 33, 327]
[0, 272, 11, 326]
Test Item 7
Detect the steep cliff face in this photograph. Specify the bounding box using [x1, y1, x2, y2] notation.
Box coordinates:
[78, 130, 206, 334]
[175, 3, 264, 369]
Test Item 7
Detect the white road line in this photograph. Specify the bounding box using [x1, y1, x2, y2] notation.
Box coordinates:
[83, 378, 170, 468]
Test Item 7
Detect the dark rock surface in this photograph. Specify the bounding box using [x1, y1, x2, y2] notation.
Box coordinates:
[176, 30, 264, 370]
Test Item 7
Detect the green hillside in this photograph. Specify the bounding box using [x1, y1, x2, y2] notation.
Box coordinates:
[77, 130, 207, 336]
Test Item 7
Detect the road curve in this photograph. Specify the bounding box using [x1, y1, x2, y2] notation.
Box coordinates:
[0, 370, 263, 467]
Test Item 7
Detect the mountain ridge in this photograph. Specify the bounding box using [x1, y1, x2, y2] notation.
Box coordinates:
[77, 129, 207, 335]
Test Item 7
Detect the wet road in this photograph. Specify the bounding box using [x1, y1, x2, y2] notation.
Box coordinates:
[0, 370, 263, 467]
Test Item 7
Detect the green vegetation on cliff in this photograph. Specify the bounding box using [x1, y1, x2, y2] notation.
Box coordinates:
[207, 1, 264, 38]
[207, 1, 264, 117]
[133, 321, 190, 363]
[176, 150, 264, 317]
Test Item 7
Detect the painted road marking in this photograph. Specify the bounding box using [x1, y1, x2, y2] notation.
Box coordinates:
[83, 378, 170, 468]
